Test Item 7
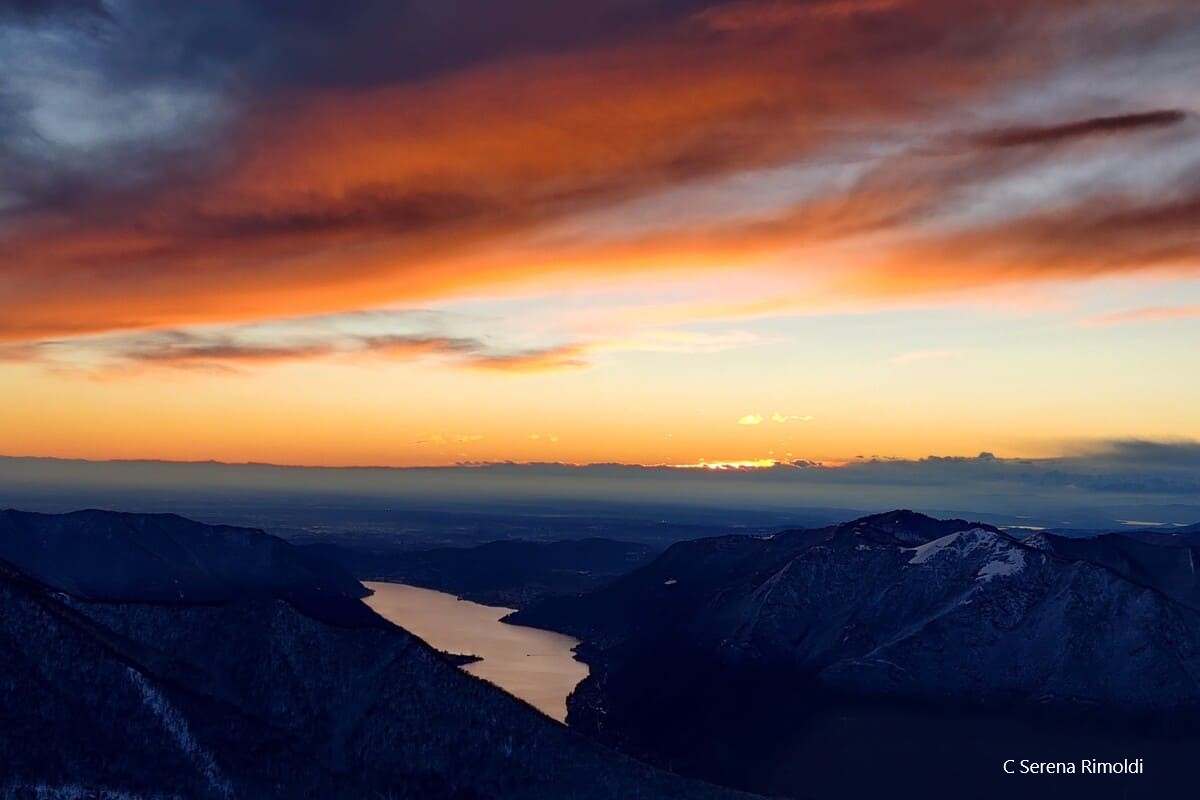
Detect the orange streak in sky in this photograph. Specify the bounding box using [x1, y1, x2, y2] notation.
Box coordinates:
[1, 0, 1070, 343]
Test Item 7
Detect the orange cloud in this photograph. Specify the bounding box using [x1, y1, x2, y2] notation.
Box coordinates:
[6, 327, 593, 376]
[2, 0, 1111, 343]
[465, 344, 591, 373]
[4, 311, 782, 379]
[694, 0, 906, 31]
[846, 191, 1200, 300]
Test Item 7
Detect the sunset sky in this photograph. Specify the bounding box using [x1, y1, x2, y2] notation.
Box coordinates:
[2, 0, 1198, 468]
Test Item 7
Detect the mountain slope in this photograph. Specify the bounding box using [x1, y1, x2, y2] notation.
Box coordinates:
[0, 560, 231, 799]
[513, 510, 1200, 799]
[518, 510, 1200, 711]
[0, 508, 372, 624]
[0, 510, 752, 800]
[1024, 530, 1200, 609]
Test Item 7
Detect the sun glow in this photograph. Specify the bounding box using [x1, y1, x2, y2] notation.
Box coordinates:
[671, 458, 782, 470]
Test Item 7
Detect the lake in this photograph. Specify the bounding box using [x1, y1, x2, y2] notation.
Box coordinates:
[363, 581, 588, 723]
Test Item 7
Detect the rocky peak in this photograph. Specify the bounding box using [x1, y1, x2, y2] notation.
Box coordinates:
[839, 509, 1000, 546]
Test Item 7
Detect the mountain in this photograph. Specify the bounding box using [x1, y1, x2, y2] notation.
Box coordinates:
[1024, 529, 1200, 608]
[512, 510, 1200, 799]
[1032, 520, 1200, 544]
[0, 508, 374, 624]
[304, 537, 659, 607]
[1112, 521, 1200, 546]
[0, 509, 752, 800]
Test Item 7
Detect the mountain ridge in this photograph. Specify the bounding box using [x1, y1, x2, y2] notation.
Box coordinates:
[0, 507, 375, 626]
[0, 508, 755, 800]
[511, 510, 1200, 799]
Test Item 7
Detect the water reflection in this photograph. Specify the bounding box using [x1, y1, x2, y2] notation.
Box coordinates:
[364, 581, 588, 723]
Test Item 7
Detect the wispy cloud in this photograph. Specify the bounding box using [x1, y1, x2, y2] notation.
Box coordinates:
[3, 324, 591, 376]
[740, 412, 813, 426]
[0, 342, 48, 363]
[971, 109, 1188, 149]
[771, 412, 814, 423]
[1080, 305, 1200, 327]
[690, 0, 905, 33]
[414, 433, 485, 446]
[2, 303, 776, 378]
[466, 344, 589, 373]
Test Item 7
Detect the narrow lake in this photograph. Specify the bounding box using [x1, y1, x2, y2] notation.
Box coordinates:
[363, 581, 588, 723]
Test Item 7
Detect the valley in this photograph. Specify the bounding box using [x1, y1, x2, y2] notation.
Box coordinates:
[6, 505, 1200, 799]
[363, 581, 587, 722]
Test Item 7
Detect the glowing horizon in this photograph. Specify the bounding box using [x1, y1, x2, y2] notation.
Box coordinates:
[1, 1, 1198, 468]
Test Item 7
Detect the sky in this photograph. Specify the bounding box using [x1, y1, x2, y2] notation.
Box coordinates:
[1, 0, 1199, 469]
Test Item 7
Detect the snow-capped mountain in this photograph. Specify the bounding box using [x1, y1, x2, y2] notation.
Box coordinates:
[512, 510, 1200, 799]
[1023, 528, 1200, 609]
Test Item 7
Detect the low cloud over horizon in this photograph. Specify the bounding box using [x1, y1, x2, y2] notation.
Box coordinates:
[3, 439, 1197, 530]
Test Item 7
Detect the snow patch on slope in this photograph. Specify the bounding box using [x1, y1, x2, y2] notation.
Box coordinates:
[906, 528, 1027, 581]
[976, 548, 1026, 581]
[907, 528, 989, 564]
[126, 669, 235, 799]
[907, 532, 963, 564]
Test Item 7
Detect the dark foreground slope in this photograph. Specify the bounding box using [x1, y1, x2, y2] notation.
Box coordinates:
[0, 510, 751, 800]
[512, 510, 1200, 800]
[305, 537, 659, 607]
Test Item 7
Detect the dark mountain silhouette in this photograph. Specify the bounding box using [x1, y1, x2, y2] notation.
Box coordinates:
[512, 510, 1200, 799]
[1034, 520, 1200, 543]
[0, 508, 374, 624]
[305, 537, 659, 606]
[1111, 521, 1200, 546]
[0, 509, 752, 800]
